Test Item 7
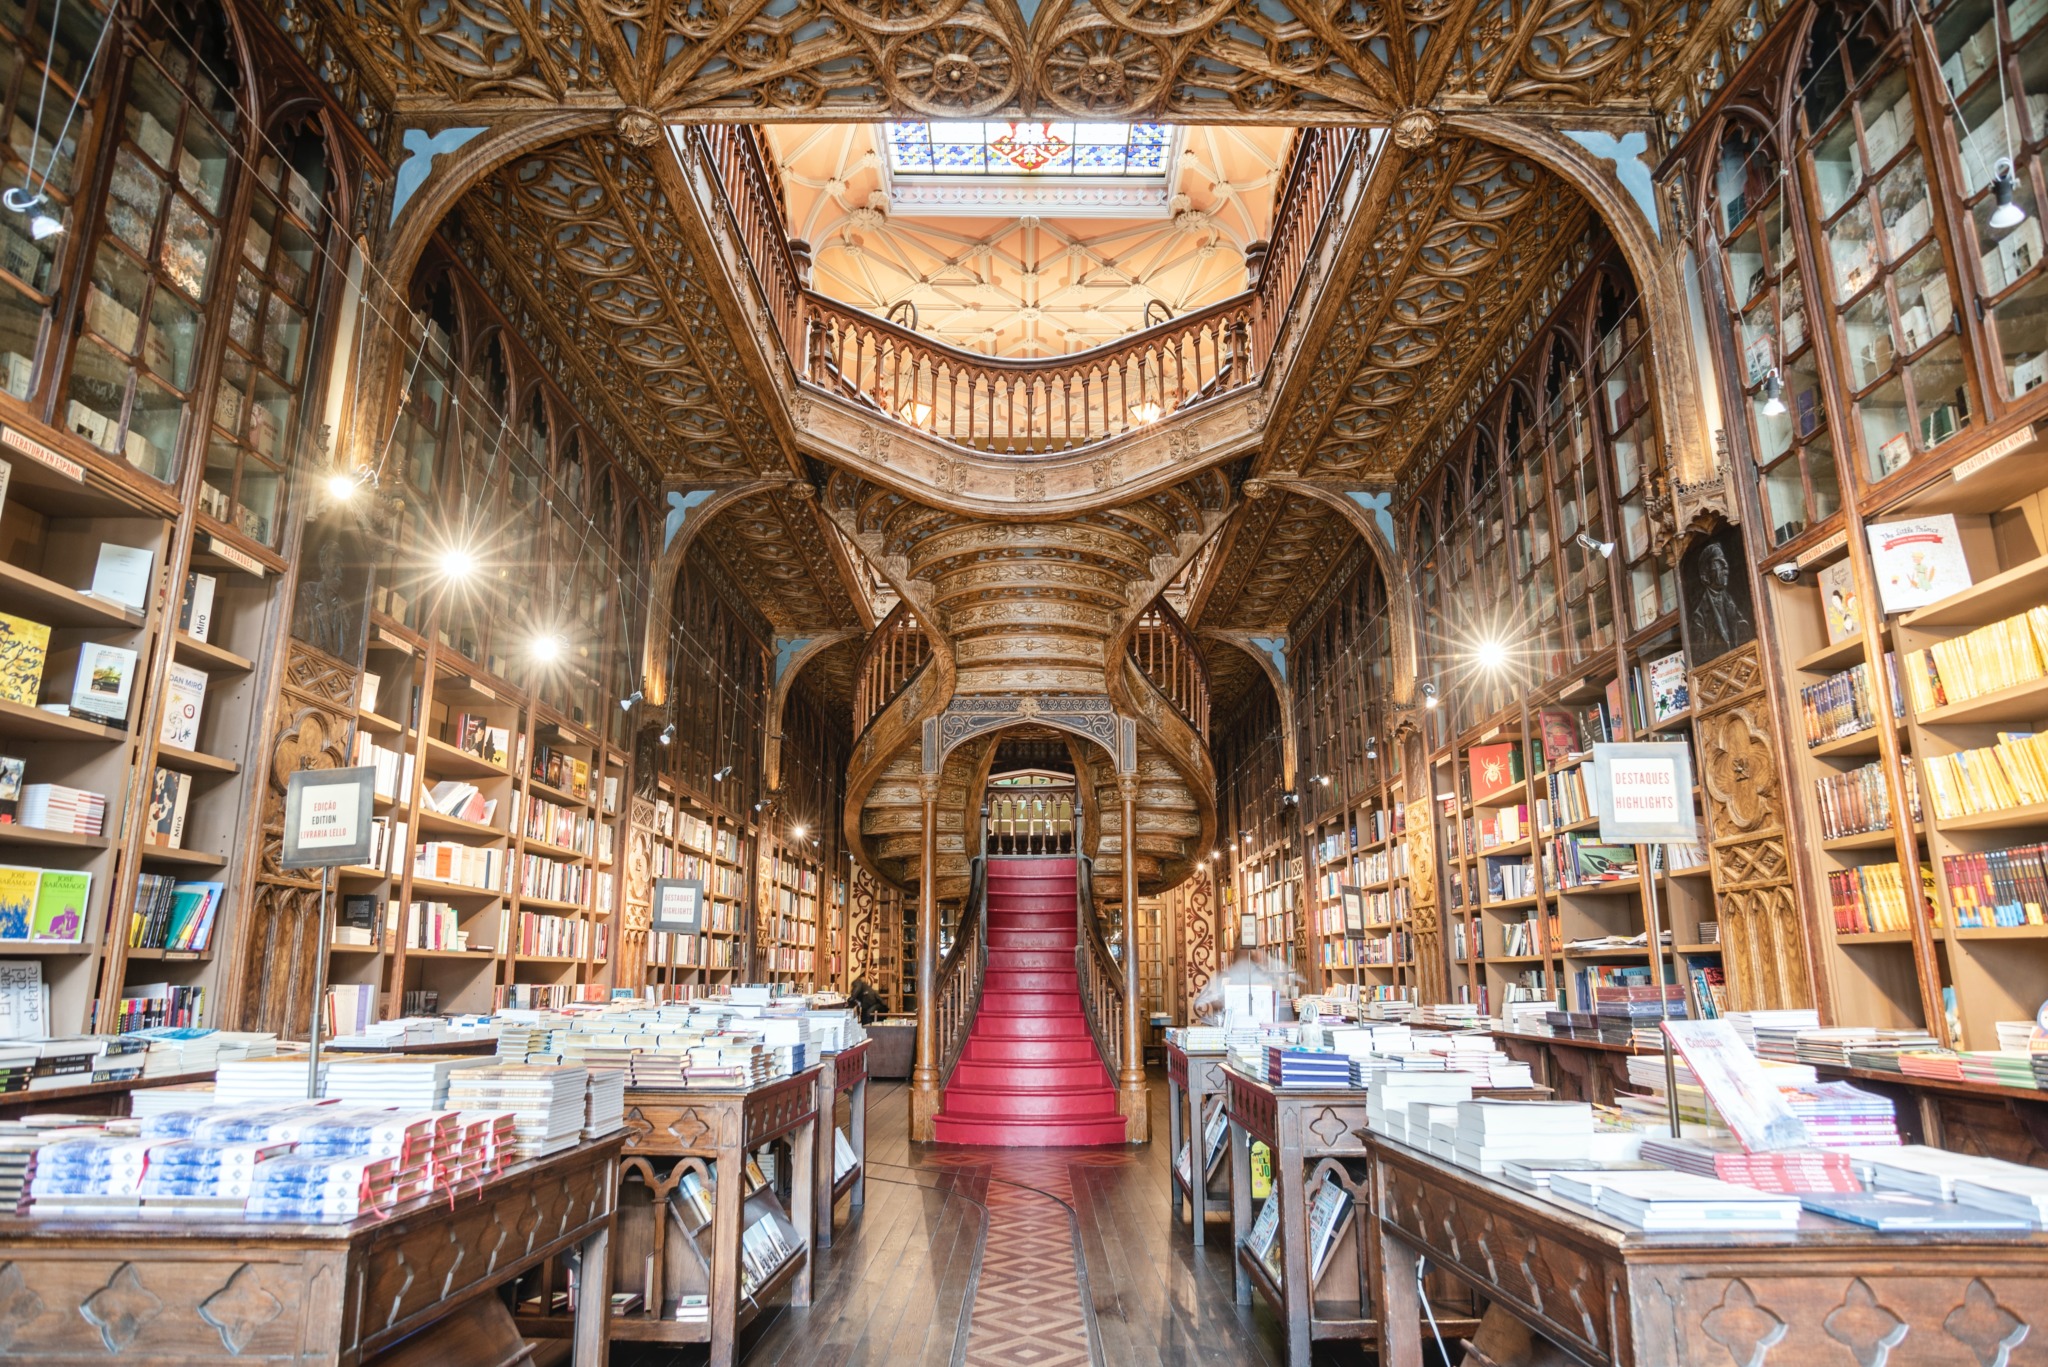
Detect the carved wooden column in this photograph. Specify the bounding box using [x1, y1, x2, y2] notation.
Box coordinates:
[1119, 774, 1150, 1140]
[911, 771, 942, 1140]
[1692, 641, 1815, 1013]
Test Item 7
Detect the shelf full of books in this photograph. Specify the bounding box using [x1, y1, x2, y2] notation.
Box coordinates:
[1307, 791, 1418, 994]
[1431, 635, 1718, 1028]
[0, 422, 302, 1036]
[641, 778, 753, 996]
[320, 632, 621, 1027]
[1768, 451, 2048, 1049]
[759, 837, 822, 986]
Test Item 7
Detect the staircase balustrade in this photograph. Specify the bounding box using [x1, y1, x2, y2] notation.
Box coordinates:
[1073, 845, 1127, 1089]
[986, 783, 1077, 856]
[692, 125, 1363, 456]
[853, 601, 934, 738]
[935, 850, 988, 1087]
[1130, 600, 1210, 739]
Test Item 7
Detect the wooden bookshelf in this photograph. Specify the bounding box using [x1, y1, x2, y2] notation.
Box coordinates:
[759, 833, 823, 986]
[639, 777, 751, 998]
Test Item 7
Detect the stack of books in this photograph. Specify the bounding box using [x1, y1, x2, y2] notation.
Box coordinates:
[1167, 1026, 1228, 1051]
[1782, 1081, 1903, 1146]
[445, 1065, 589, 1158]
[584, 1069, 625, 1138]
[1264, 1047, 1352, 1088]
[1554, 1170, 1802, 1231]
[1594, 985, 1687, 1044]
[17, 784, 106, 835]
[1637, 1136, 1861, 1193]
[1451, 1100, 1593, 1175]
[246, 1153, 402, 1222]
[1366, 1072, 1474, 1144]
[322, 1054, 493, 1110]
[1731, 1010, 1821, 1060]
[26, 1136, 149, 1215]
[214, 1055, 326, 1107]
[137, 1137, 292, 1216]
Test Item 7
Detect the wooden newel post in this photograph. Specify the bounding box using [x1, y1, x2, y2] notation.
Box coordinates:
[911, 770, 943, 1141]
[1119, 775, 1150, 1141]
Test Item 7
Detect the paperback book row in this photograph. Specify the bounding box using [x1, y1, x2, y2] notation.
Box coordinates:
[1901, 604, 2048, 713]
[128, 875, 222, 951]
[1815, 760, 1922, 840]
[527, 744, 592, 800]
[518, 852, 586, 904]
[519, 792, 594, 855]
[0, 867, 91, 941]
[1943, 840, 2048, 927]
[0, 775, 106, 836]
[1319, 930, 1412, 968]
[646, 928, 738, 970]
[1827, 861, 1937, 935]
[1800, 656, 1904, 750]
[1922, 729, 2048, 819]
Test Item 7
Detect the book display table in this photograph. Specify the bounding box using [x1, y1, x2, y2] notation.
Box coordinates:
[0, 1135, 621, 1365]
[1223, 1065, 1480, 1367]
[815, 1040, 868, 1248]
[1166, 1043, 1229, 1245]
[533, 1066, 818, 1367]
[1367, 1131, 2048, 1366]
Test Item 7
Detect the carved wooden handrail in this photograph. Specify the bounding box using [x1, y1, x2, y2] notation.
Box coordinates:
[691, 125, 1363, 456]
[937, 854, 988, 1086]
[1073, 846, 1126, 1088]
[853, 601, 934, 738]
[1131, 599, 1210, 739]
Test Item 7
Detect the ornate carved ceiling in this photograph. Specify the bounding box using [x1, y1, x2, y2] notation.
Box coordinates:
[826, 466, 1229, 693]
[762, 121, 1292, 355]
[1188, 491, 1356, 632]
[294, 0, 1706, 123]
[699, 490, 868, 634]
[1256, 136, 1589, 481]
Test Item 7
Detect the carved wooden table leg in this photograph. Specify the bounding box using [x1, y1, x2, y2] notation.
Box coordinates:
[791, 1107, 816, 1308]
[575, 1218, 613, 1361]
[1168, 1067, 1188, 1234]
[711, 1133, 744, 1367]
[1229, 1115, 1253, 1306]
[1277, 1128, 1313, 1367]
[1376, 1223, 1424, 1367]
[850, 1073, 867, 1214]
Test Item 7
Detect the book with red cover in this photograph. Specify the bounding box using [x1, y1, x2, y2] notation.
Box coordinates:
[1469, 743, 1518, 803]
[1538, 709, 1578, 766]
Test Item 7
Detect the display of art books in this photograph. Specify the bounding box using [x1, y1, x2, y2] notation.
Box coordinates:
[88, 543, 153, 613]
[0, 614, 50, 708]
[145, 767, 190, 848]
[68, 643, 136, 725]
[178, 571, 215, 642]
[31, 870, 89, 941]
[156, 663, 206, 751]
[1866, 514, 1975, 612]
[1646, 651, 1690, 722]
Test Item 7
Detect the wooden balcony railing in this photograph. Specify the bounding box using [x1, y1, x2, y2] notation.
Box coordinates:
[1131, 600, 1210, 739]
[853, 601, 933, 737]
[692, 125, 1363, 456]
[985, 783, 1077, 856]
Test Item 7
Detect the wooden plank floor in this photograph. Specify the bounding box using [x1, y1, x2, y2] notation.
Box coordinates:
[614, 1073, 1390, 1366]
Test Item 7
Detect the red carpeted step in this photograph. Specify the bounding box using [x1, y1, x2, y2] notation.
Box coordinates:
[983, 970, 1079, 992]
[930, 1115, 1128, 1146]
[949, 1060, 1108, 1090]
[986, 949, 1071, 971]
[987, 930, 1073, 951]
[961, 1037, 1100, 1063]
[978, 990, 1076, 1015]
[970, 1012, 1091, 1039]
[938, 1085, 1119, 1121]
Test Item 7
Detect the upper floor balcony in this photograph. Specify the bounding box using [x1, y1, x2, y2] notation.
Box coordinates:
[692, 120, 1365, 457]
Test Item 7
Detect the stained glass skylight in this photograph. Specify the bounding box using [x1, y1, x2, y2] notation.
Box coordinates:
[886, 122, 1172, 178]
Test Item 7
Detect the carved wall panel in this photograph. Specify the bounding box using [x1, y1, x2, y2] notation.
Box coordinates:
[1692, 642, 1813, 1012]
[847, 866, 885, 990]
[232, 642, 359, 1034]
[1162, 865, 1218, 1020]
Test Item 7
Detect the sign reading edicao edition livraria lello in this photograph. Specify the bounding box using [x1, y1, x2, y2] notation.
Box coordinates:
[281, 765, 377, 870]
[1590, 743, 1697, 845]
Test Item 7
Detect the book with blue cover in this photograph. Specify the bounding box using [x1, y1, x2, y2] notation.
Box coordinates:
[1798, 1191, 2032, 1232]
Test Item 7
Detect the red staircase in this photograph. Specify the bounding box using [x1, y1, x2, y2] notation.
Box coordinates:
[932, 857, 1128, 1146]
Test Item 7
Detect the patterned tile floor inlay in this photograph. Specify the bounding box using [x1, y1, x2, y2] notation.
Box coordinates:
[926, 1149, 1127, 1367]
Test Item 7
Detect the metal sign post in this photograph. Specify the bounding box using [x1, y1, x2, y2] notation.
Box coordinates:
[1590, 743, 1699, 1138]
[281, 766, 378, 1099]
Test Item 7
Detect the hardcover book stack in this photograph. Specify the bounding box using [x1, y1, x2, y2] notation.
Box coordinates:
[1594, 984, 1687, 1043]
[321, 1054, 494, 1110]
[444, 1064, 588, 1158]
[1554, 1170, 1803, 1232]
[1452, 1100, 1593, 1176]
[1637, 1135, 1862, 1193]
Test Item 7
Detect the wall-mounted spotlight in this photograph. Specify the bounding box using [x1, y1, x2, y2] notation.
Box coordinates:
[712, 765, 733, 782]
[3, 188, 61, 241]
[620, 691, 643, 712]
[1759, 368, 1787, 417]
[1992, 157, 2029, 230]
[659, 722, 675, 745]
[1281, 790, 1299, 807]
[1575, 532, 1616, 559]
[1311, 773, 1332, 787]
[1422, 682, 1440, 710]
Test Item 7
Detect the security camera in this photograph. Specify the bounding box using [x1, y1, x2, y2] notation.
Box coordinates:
[1772, 562, 1801, 584]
